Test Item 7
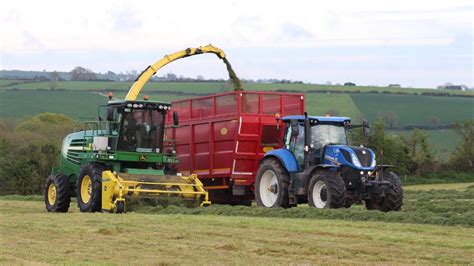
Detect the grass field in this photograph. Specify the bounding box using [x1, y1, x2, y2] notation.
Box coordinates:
[351, 93, 474, 126]
[0, 183, 473, 264]
[0, 90, 107, 119]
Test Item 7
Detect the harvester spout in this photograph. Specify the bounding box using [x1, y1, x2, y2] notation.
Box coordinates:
[125, 44, 242, 101]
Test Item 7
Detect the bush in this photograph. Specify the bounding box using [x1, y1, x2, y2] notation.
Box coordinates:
[0, 113, 74, 195]
[448, 120, 474, 172]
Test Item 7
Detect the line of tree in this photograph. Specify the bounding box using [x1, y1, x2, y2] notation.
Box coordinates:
[350, 120, 473, 176]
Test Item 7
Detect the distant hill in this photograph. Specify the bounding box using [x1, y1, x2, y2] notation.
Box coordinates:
[1, 79, 472, 161]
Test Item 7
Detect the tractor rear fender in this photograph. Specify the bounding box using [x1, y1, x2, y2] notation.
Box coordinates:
[262, 149, 299, 173]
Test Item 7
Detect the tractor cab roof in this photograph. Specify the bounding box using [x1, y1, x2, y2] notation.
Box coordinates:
[282, 115, 351, 124]
[107, 99, 171, 110]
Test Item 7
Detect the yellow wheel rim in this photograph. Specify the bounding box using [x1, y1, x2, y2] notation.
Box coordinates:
[81, 175, 92, 204]
[47, 183, 57, 205]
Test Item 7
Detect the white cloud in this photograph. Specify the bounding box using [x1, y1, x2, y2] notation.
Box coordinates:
[0, 0, 472, 86]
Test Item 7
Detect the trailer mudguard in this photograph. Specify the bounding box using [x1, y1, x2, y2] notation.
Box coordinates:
[263, 149, 299, 172]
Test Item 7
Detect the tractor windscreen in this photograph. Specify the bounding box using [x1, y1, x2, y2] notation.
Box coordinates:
[311, 124, 347, 148]
[118, 109, 165, 153]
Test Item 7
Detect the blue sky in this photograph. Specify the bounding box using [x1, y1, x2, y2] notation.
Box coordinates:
[0, 0, 472, 88]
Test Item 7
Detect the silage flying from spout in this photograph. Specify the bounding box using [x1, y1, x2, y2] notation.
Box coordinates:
[223, 57, 243, 91]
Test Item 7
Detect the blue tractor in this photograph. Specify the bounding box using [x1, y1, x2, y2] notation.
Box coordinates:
[255, 113, 403, 211]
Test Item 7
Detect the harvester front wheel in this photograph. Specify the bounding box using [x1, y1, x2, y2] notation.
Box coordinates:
[76, 163, 104, 212]
[255, 158, 290, 208]
[44, 173, 71, 212]
[308, 170, 346, 208]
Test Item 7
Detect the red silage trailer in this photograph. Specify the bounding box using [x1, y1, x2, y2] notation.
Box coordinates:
[166, 91, 305, 204]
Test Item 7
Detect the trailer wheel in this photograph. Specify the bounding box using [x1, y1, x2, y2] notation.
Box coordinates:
[255, 158, 290, 208]
[308, 170, 346, 208]
[44, 173, 71, 212]
[76, 163, 104, 212]
[366, 171, 403, 212]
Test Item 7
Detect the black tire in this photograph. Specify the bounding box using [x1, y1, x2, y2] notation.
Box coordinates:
[307, 170, 346, 208]
[365, 171, 403, 212]
[255, 158, 290, 208]
[343, 199, 353, 208]
[76, 163, 104, 212]
[44, 173, 71, 212]
[116, 201, 125, 214]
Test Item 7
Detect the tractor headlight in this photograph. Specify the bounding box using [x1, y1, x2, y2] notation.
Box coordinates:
[351, 153, 362, 168]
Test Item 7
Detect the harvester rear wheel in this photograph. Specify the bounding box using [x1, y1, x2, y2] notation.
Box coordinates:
[308, 170, 346, 209]
[255, 158, 290, 208]
[76, 163, 104, 212]
[44, 173, 71, 212]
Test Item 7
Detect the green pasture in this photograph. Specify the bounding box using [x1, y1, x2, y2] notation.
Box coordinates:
[0, 90, 106, 119]
[0, 182, 473, 264]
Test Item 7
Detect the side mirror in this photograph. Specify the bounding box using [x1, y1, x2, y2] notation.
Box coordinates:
[290, 120, 299, 137]
[173, 111, 179, 126]
[106, 107, 114, 121]
[362, 120, 370, 137]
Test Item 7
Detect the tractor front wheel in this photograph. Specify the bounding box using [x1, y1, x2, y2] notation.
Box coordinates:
[365, 171, 403, 212]
[255, 158, 290, 208]
[44, 173, 71, 212]
[308, 170, 346, 208]
[76, 163, 104, 212]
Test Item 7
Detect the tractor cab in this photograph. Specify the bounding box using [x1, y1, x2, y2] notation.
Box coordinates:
[281, 115, 373, 171]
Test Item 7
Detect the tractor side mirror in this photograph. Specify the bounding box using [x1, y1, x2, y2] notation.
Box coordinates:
[290, 120, 299, 137]
[173, 111, 179, 126]
[362, 120, 370, 137]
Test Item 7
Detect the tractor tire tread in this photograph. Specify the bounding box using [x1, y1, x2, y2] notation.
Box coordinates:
[380, 171, 403, 212]
[308, 170, 346, 208]
[365, 171, 403, 212]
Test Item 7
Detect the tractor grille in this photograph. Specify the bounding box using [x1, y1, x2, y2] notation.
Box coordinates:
[352, 146, 372, 167]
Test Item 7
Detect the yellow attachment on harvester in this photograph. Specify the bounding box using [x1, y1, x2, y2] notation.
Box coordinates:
[101, 171, 210, 213]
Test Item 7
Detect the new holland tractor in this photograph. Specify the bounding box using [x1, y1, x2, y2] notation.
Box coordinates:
[44, 44, 241, 213]
[255, 113, 403, 211]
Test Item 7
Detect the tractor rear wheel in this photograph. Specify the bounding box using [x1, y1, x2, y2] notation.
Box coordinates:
[76, 163, 104, 212]
[365, 171, 403, 212]
[44, 173, 71, 212]
[255, 158, 290, 208]
[308, 170, 346, 208]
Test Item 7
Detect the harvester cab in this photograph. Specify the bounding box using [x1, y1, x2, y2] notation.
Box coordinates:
[44, 98, 210, 213]
[255, 113, 403, 212]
